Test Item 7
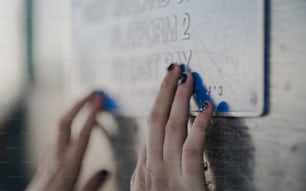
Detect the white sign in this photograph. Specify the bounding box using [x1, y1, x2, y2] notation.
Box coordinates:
[69, 0, 266, 117]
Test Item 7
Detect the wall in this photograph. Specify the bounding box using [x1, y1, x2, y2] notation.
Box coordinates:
[24, 0, 306, 191]
[117, 1, 306, 190]
[248, 1, 306, 190]
[207, 0, 306, 190]
[0, 1, 26, 124]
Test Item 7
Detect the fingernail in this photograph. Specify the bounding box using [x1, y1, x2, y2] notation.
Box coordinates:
[178, 73, 187, 85]
[94, 90, 104, 97]
[200, 101, 210, 112]
[92, 93, 101, 102]
[167, 63, 175, 72]
[96, 170, 109, 182]
[91, 91, 97, 97]
[180, 64, 185, 73]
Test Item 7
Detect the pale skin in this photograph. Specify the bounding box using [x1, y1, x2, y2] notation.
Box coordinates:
[45, 93, 105, 191]
[26, 92, 108, 191]
[27, 64, 213, 191]
[130, 63, 213, 191]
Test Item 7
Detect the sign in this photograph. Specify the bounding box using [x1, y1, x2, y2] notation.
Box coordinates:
[69, 0, 266, 117]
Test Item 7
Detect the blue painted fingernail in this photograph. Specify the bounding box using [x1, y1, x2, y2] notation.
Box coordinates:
[96, 170, 109, 182]
[180, 64, 185, 73]
[167, 63, 175, 72]
[178, 73, 187, 85]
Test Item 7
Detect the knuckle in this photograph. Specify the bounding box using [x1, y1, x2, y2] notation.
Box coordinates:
[145, 172, 153, 189]
[147, 110, 166, 126]
[148, 110, 159, 123]
[193, 122, 206, 132]
[134, 179, 146, 191]
[165, 119, 179, 134]
[143, 165, 168, 190]
[133, 171, 146, 190]
[194, 115, 211, 132]
[183, 144, 200, 160]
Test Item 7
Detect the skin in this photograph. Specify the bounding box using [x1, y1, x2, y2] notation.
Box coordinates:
[130, 64, 213, 191]
[26, 92, 108, 191]
[27, 63, 213, 191]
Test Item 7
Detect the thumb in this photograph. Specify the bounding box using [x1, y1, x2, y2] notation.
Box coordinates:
[81, 170, 109, 191]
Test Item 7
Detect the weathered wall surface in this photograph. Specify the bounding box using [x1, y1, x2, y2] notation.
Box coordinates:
[250, 1, 306, 190]
[203, 1, 306, 190]
[136, 1, 306, 190]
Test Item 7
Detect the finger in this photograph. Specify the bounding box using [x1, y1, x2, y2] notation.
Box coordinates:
[57, 92, 94, 158]
[81, 170, 109, 191]
[147, 64, 181, 162]
[136, 145, 147, 170]
[75, 93, 103, 160]
[163, 72, 194, 168]
[130, 145, 146, 190]
[182, 101, 213, 185]
[130, 172, 136, 190]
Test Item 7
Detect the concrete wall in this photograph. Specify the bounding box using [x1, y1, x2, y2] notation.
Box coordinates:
[249, 1, 306, 190]
[206, 1, 306, 190]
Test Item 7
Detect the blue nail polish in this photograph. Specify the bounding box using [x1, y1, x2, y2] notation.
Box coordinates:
[180, 64, 185, 73]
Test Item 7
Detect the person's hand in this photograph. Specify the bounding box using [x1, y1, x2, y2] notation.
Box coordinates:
[26, 92, 109, 191]
[130, 64, 213, 191]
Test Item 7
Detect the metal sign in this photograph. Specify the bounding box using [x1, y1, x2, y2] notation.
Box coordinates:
[69, 0, 266, 117]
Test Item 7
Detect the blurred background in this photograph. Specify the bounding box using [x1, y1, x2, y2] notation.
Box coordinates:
[1, 1, 136, 190]
[0, 0, 27, 189]
[0, 0, 66, 189]
[0, 1, 122, 190]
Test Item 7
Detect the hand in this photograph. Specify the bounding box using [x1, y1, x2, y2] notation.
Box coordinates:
[130, 64, 213, 191]
[26, 92, 109, 191]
